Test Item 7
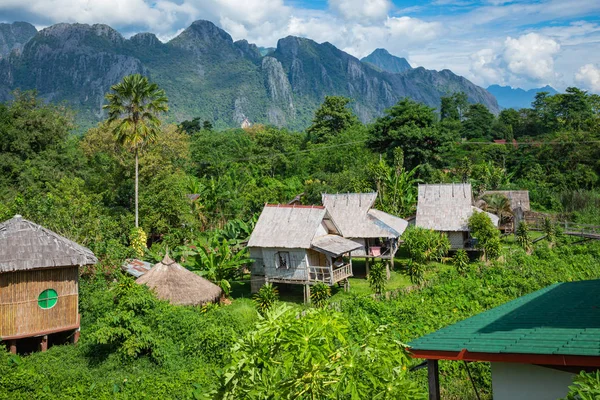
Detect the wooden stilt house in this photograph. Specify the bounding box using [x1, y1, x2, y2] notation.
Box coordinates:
[0, 215, 97, 354]
[415, 184, 499, 249]
[247, 205, 362, 303]
[321, 193, 408, 273]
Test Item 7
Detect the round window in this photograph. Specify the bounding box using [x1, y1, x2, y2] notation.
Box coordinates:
[38, 289, 58, 309]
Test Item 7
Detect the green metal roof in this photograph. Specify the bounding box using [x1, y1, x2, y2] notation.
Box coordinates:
[408, 279, 600, 357]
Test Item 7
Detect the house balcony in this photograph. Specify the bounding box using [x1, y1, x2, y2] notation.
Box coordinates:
[308, 263, 352, 285]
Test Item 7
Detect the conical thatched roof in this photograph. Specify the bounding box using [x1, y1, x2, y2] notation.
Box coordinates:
[0, 215, 97, 273]
[136, 255, 222, 306]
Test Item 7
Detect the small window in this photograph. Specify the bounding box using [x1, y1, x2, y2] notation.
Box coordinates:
[38, 289, 58, 309]
[276, 251, 290, 269]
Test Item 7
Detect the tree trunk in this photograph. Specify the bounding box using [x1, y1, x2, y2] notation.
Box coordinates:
[135, 148, 139, 228]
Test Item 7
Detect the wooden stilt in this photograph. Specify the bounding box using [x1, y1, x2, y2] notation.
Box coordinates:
[40, 335, 48, 352]
[365, 258, 370, 278]
[386, 261, 391, 280]
[8, 340, 16, 355]
[427, 359, 441, 400]
[73, 330, 80, 344]
[304, 284, 311, 304]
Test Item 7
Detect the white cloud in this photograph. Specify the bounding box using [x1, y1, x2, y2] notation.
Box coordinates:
[575, 64, 600, 93]
[329, 0, 391, 21]
[503, 33, 560, 82]
[467, 33, 561, 88]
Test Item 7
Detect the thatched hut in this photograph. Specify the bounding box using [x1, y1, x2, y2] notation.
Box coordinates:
[136, 254, 221, 306]
[482, 190, 530, 212]
[415, 184, 499, 249]
[321, 192, 408, 273]
[247, 204, 361, 302]
[0, 215, 97, 354]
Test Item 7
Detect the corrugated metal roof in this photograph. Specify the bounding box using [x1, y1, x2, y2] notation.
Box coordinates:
[0, 215, 97, 273]
[416, 184, 490, 231]
[122, 258, 153, 278]
[322, 193, 408, 238]
[311, 234, 363, 256]
[409, 279, 600, 357]
[247, 204, 329, 249]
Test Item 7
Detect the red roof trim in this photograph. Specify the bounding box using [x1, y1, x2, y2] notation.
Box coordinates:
[409, 349, 600, 367]
[264, 204, 325, 209]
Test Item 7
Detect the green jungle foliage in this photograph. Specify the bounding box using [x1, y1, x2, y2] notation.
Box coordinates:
[468, 212, 501, 260]
[310, 282, 331, 308]
[2, 86, 600, 398]
[367, 261, 387, 295]
[253, 283, 279, 315]
[564, 370, 600, 400]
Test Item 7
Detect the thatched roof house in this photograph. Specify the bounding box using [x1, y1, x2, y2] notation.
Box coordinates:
[0, 215, 97, 272]
[0, 215, 97, 353]
[321, 193, 408, 239]
[247, 204, 361, 300]
[415, 184, 499, 249]
[482, 190, 530, 212]
[137, 254, 221, 306]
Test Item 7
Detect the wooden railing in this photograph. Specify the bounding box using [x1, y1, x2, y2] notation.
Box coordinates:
[332, 264, 352, 283]
[308, 264, 353, 285]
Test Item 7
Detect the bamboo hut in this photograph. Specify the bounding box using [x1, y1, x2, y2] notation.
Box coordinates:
[247, 204, 361, 303]
[0, 215, 97, 354]
[482, 190, 530, 212]
[415, 184, 499, 249]
[136, 254, 221, 306]
[321, 193, 408, 274]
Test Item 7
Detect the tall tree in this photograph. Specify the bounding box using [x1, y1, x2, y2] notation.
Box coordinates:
[307, 96, 359, 143]
[462, 103, 495, 140]
[103, 74, 169, 227]
[440, 92, 468, 121]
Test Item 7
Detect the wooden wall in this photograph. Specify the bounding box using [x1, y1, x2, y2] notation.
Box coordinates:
[0, 267, 79, 338]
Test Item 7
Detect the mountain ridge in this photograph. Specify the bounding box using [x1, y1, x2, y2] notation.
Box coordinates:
[487, 84, 558, 110]
[361, 48, 412, 74]
[0, 20, 499, 130]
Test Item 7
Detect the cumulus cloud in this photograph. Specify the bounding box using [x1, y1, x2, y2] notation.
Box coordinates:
[575, 64, 600, 93]
[329, 0, 392, 21]
[469, 33, 560, 88]
[503, 33, 560, 81]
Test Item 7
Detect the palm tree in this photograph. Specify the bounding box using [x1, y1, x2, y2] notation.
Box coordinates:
[482, 194, 513, 224]
[103, 74, 168, 227]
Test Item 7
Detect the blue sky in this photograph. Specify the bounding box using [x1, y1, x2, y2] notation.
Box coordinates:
[1, 0, 599, 91]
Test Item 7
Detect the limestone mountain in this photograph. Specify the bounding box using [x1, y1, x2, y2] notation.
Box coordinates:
[0, 20, 499, 130]
[0, 22, 37, 59]
[487, 84, 558, 110]
[361, 48, 412, 73]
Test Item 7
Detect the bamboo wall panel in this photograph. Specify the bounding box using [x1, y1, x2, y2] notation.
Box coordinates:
[0, 267, 78, 338]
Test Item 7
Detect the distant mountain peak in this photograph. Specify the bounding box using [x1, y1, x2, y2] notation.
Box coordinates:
[361, 48, 411, 74]
[0, 21, 37, 58]
[487, 85, 559, 109]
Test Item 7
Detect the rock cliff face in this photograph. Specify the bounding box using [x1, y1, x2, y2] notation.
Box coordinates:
[0, 20, 499, 130]
[0, 22, 37, 59]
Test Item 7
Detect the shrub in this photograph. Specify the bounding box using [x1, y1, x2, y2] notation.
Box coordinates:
[563, 370, 600, 400]
[468, 211, 501, 260]
[368, 261, 387, 295]
[403, 226, 450, 264]
[253, 283, 279, 315]
[407, 260, 425, 284]
[310, 282, 331, 308]
[516, 221, 533, 253]
[129, 227, 147, 258]
[453, 249, 469, 275]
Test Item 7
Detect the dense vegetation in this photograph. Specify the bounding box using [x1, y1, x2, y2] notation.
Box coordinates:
[1, 84, 600, 398]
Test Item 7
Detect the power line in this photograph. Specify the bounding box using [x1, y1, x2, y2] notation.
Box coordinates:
[193, 138, 600, 165]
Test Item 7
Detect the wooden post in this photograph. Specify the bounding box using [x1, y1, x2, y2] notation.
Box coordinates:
[365, 258, 370, 278]
[304, 284, 311, 304]
[386, 260, 391, 280]
[427, 359, 440, 400]
[8, 340, 17, 355]
[73, 330, 80, 344]
[40, 335, 48, 352]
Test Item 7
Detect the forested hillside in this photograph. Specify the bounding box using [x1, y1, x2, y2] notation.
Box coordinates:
[1, 84, 600, 399]
[0, 20, 498, 130]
